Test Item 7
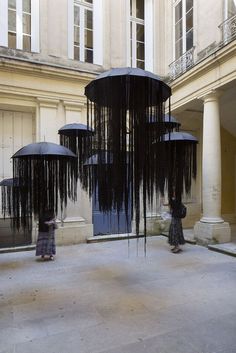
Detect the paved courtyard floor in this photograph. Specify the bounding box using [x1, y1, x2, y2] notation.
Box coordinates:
[0, 236, 236, 353]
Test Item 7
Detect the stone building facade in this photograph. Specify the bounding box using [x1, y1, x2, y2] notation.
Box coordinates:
[0, 0, 235, 247]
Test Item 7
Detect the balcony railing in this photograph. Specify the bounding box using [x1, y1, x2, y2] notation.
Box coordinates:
[219, 14, 236, 44]
[169, 47, 195, 80]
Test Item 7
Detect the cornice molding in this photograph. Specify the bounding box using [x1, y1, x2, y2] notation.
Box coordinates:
[0, 56, 98, 83]
[63, 100, 86, 112]
[37, 97, 60, 108]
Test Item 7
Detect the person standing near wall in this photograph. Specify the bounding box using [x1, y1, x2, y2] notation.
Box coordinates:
[36, 210, 57, 261]
[168, 196, 186, 253]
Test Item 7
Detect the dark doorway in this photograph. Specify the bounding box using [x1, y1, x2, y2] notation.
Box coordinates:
[92, 192, 131, 236]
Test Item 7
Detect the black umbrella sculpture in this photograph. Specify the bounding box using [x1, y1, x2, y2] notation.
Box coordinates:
[85, 67, 174, 244]
[11, 142, 77, 231]
[155, 131, 198, 202]
[58, 123, 94, 192]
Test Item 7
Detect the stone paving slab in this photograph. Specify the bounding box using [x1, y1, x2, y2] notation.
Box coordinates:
[208, 242, 236, 257]
[0, 236, 236, 353]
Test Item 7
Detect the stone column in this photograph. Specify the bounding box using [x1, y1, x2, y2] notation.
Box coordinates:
[194, 91, 231, 244]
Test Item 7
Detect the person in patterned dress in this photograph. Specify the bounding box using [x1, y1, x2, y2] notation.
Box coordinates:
[168, 197, 185, 253]
[36, 210, 57, 261]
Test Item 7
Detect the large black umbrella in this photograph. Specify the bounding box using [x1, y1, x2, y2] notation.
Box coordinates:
[58, 123, 94, 191]
[85, 67, 172, 243]
[12, 142, 77, 231]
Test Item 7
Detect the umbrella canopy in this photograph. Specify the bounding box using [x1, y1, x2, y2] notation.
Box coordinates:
[84, 152, 113, 166]
[12, 142, 76, 158]
[0, 178, 18, 187]
[146, 114, 181, 134]
[58, 123, 94, 137]
[162, 131, 198, 142]
[11, 142, 77, 231]
[85, 67, 172, 245]
[85, 67, 171, 106]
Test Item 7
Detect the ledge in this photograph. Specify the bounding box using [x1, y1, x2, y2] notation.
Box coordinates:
[208, 243, 236, 257]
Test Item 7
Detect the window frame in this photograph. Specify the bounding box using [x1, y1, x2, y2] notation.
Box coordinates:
[173, 0, 194, 60]
[224, 0, 236, 19]
[129, 0, 145, 69]
[0, 0, 39, 52]
[73, 0, 94, 63]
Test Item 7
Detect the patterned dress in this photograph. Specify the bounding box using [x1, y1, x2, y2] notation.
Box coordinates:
[168, 199, 185, 246]
[36, 216, 56, 256]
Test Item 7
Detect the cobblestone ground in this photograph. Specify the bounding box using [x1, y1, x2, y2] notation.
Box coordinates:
[0, 236, 236, 353]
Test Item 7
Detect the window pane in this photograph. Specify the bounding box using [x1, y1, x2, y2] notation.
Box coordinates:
[85, 49, 93, 63]
[8, 32, 16, 48]
[137, 60, 144, 69]
[175, 38, 183, 59]
[186, 9, 193, 32]
[186, 29, 193, 51]
[228, 0, 236, 16]
[74, 6, 80, 25]
[85, 29, 93, 48]
[85, 9, 93, 29]
[136, 0, 144, 19]
[23, 0, 31, 13]
[186, 0, 193, 12]
[84, 0, 93, 3]
[74, 46, 80, 60]
[23, 35, 31, 51]
[175, 2, 182, 23]
[8, 0, 16, 9]
[175, 20, 182, 41]
[74, 26, 80, 45]
[23, 13, 31, 34]
[137, 42, 144, 60]
[8, 10, 16, 31]
[136, 23, 144, 41]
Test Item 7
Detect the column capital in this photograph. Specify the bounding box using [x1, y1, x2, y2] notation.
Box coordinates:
[197, 89, 223, 103]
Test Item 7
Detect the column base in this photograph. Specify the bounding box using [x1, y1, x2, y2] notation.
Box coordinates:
[194, 221, 231, 245]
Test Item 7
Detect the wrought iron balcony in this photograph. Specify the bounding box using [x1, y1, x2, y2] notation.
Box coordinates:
[169, 47, 195, 80]
[219, 14, 236, 44]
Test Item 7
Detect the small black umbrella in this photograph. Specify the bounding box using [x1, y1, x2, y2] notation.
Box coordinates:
[12, 142, 77, 231]
[154, 131, 198, 200]
[58, 123, 94, 191]
[147, 114, 181, 134]
[58, 123, 94, 138]
[0, 178, 18, 187]
[162, 132, 198, 142]
[84, 151, 113, 166]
